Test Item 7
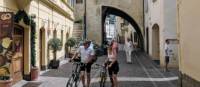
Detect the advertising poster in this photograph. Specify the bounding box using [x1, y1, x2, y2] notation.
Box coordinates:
[0, 12, 13, 76]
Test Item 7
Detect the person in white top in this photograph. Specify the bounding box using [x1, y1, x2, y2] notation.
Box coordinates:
[105, 45, 119, 87]
[164, 39, 171, 72]
[71, 41, 95, 87]
[125, 38, 133, 63]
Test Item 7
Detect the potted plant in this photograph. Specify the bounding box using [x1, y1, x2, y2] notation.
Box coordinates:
[29, 18, 39, 81]
[65, 38, 76, 58]
[0, 55, 12, 87]
[48, 37, 62, 69]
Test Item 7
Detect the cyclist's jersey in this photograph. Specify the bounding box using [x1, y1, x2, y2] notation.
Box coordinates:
[76, 46, 95, 63]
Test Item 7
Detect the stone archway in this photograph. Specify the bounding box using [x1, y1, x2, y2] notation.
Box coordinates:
[84, 0, 143, 47]
[102, 6, 144, 49]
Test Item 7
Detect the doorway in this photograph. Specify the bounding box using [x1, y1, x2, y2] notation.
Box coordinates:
[39, 28, 45, 70]
[152, 24, 160, 61]
[12, 24, 24, 84]
[146, 28, 149, 54]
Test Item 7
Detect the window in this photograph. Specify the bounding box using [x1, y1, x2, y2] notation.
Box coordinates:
[76, 0, 83, 4]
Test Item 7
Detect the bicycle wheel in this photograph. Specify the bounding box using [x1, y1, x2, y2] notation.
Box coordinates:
[99, 77, 104, 87]
[102, 73, 107, 87]
[66, 76, 73, 87]
[66, 75, 76, 87]
[99, 72, 105, 87]
[74, 77, 80, 87]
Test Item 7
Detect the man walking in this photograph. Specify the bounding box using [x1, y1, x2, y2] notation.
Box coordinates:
[164, 39, 171, 72]
[71, 41, 95, 87]
[125, 38, 133, 63]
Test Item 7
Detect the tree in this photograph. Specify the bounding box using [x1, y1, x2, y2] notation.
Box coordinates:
[65, 38, 76, 55]
[48, 38, 62, 60]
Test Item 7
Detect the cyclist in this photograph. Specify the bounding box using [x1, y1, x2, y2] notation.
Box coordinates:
[71, 40, 95, 87]
[105, 45, 119, 87]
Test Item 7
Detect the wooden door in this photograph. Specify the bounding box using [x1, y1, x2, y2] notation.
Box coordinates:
[152, 24, 160, 60]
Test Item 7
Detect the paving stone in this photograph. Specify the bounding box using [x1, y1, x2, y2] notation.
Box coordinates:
[14, 51, 178, 87]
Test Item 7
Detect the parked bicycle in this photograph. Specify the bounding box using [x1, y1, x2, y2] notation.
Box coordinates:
[66, 62, 84, 87]
[95, 63, 108, 87]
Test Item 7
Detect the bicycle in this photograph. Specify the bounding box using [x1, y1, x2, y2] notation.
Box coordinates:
[95, 64, 107, 87]
[66, 62, 84, 87]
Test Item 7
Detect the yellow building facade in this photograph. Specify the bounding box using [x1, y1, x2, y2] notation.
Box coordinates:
[177, 0, 200, 86]
[0, 0, 74, 84]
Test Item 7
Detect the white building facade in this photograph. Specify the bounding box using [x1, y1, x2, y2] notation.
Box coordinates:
[144, 0, 178, 67]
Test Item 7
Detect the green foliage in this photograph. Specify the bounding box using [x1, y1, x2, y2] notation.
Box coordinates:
[30, 20, 36, 67]
[14, 10, 37, 67]
[48, 38, 62, 52]
[65, 38, 76, 48]
[14, 10, 30, 25]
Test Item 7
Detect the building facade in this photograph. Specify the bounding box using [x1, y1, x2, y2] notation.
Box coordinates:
[177, 0, 200, 86]
[115, 16, 138, 47]
[75, 0, 144, 45]
[0, 0, 74, 84]
[144, 0, 178, 67]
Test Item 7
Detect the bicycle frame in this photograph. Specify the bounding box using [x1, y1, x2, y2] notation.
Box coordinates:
[66, 62, 83, 87]
[95, 64, 107, 87]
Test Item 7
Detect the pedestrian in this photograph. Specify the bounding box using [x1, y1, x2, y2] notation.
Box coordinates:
[164, 39, 171, 72]
[125, 38, 133, 63]
[105, 45, 119, 87]
[89, 40, 94, 50]
[111, 39, 118, 54]
[71, 41, 95, 87]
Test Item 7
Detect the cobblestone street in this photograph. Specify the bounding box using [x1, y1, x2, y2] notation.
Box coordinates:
[13, 51, 178, 87]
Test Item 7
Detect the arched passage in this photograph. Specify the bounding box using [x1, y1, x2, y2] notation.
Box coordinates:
[102, 6, 144, 49]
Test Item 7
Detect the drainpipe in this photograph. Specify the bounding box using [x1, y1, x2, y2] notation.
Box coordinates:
[83, 0, 87, 40]
[143, 0, 145, 51]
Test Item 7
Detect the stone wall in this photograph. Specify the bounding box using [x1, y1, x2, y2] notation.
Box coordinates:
[85, 0, 144, 45]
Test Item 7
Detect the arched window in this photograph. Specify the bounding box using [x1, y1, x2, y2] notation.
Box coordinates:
[152, 24, 159, 30]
